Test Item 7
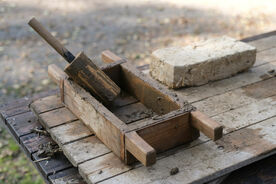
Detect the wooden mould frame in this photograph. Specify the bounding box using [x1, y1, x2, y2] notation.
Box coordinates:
[48, 50, 223, 166]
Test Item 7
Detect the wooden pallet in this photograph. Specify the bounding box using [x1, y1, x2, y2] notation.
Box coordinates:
[1, 31, 276, 184]
[28, 32, 276, 183]
[0, 90, 86, 184]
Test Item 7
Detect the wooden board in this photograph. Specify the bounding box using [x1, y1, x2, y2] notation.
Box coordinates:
[6, 111, 42, 142]
[32, 152, 72, 178]
[1, 31, 276, 184]
[91, 33, 276, 184]
[49, 167, 86, 184]
[0, 90, 83, 184]
[49, 120, 93, 145]
[63, 136, 110, 166]
[30, 96, 112, 169]
[103, 116, 276, 184]
[39, 107, 78, 129]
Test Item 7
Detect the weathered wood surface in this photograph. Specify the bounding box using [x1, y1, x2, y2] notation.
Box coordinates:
[48, 54, 202, 166]
[0, 90, 86, 184]
[191, 110, 223, 141]
[34, 32, 276, 183]
[103, 116, 276, 184]
[125, 131, 156, 166]
[95, 34, 276, 184]
[63, 136, 110, 167]
[1, 31, 276, 184]
[48, 65, 127, 160]
[50, 120, 93, 145]
[49, 167, 86, 184]
[39, 107, 78, 129]
[64, 52, 121, 102]
[30, 95, 111, 170]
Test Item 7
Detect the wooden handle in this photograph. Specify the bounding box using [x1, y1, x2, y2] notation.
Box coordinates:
[125, 131, 156, 166]
[28, 17, 75, 63]
[191, 111, 223, 141]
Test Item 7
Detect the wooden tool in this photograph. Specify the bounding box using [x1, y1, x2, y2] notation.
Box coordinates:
[28, 18, 121, 103]
[46, 50, 223, 166]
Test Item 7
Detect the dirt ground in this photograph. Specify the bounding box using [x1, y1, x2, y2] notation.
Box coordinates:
[0, 0, 276, 183]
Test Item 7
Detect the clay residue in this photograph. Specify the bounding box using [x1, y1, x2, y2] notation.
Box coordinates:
[216, 127, 275, 155]
[242, 78, 276, 99]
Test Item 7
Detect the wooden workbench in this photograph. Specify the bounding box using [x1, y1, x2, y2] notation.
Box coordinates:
[1, 31, 276, 184]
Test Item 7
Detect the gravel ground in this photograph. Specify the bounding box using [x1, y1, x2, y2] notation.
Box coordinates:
[0, 0, 276, 183]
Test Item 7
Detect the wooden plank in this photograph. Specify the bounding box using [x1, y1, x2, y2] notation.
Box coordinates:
[0, 93, 83, 184]
[78, 153, 131, 184]
[91, 85, 276, 183]
[256, 47, 276, 66]
[101, 116, 276, 184]
[248, 35, 276, 51]
[240, 30, 276, 42]
[36, 73, 276, 184]
[63, 78, 127, 160]
[102, 50, 189, 113]
[0, 90, 58, 120]
[30, 95, 112, 168]
[213, 95, 276, 134]
[32, 152, 72, 178]
[49, 167, 86, 184]
[191, 110, 223, 141]
[176, 61, 276, 103]
[49, 120, 93, 145]
[121, 62, 184, 114]
[62, 136, 110, 167]
[0, 97, 31, 112]
[193, 77, 276, 117]
[39, 107, 78, 129]
[101, 50, 122, 63]
[0, 89, 58, 112]
[125, 131, 156, 166]
[2, 106, 30, 120]
[20, 133, 53, 157]
[6, 111, 42, 141]
[134, 112, 199, 153]
[30, 95, 63, 114]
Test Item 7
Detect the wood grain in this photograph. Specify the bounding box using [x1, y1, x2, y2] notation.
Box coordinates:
[65, 52, 121, 102]
[30, 95, 63, 114]
[125, 131, 156, 166]
[191, 110, 223, 141]
[49, 120, 93, 145]
[63, 136, 110, 167]
[39, 107, 78, 129]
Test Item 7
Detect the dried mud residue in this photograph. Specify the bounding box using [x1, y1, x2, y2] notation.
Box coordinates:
[216, 127, 275, 155]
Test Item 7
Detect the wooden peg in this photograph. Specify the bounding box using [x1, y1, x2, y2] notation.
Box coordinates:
[191, 110, 223, 141]
[125, 131, 156, 166]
